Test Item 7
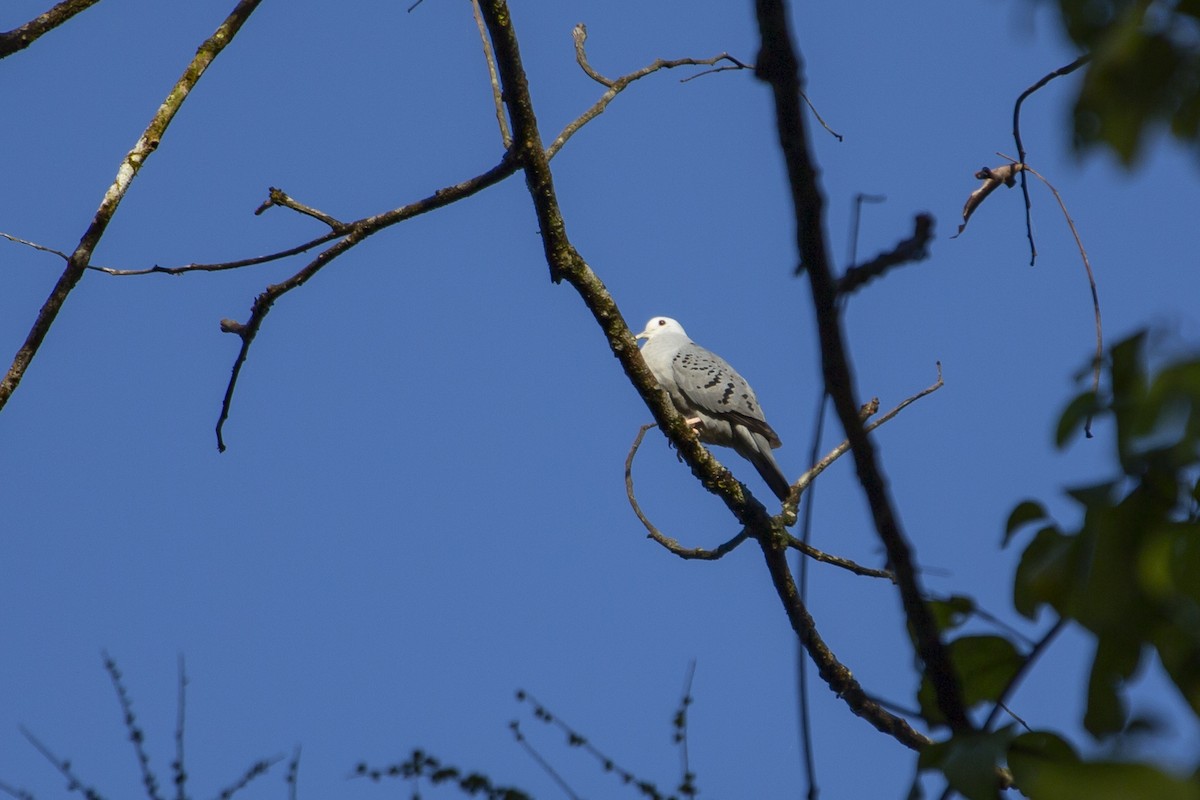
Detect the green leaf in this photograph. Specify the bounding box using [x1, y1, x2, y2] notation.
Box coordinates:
[1004, 500, 1048, 547]
[918, 636, 1024, 726]
[928, 595, 976, 634]
[1085, 638, 1141, 738]
[918, 728, 1015, 800]
[1009, 735, 1200, 800]
[1056, 390, 1103, 449]
[1013, 526, 1076, 620]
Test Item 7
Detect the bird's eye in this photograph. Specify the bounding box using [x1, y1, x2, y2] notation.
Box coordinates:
[657, 319, 666, 326]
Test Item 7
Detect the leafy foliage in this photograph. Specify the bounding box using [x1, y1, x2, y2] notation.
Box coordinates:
[1052, 0, 1200, 163]
[1001, 332, 1200, 792]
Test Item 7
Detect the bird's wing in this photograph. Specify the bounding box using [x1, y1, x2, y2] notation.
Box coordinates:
[671, 343, 781, 448]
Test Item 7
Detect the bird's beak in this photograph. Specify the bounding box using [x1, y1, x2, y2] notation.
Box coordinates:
[634, 328, 649, 342]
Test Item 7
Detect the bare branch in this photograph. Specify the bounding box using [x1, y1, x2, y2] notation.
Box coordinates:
[0, 232, 69, 261]
[548, 26, 750, 159]
[0, 0, 265, 413]
[984, 619, 1067, 731]
[572, 24, 615, 87]
[472, 0, 511, 147]
[753, 0, 970, 733]
[215, 154, 520, 451]
[173, 656, 188, 800]
[784, 534, 894, 580]
[89, 232, 342, 276]
[625, 423, 752, 560]
[839, 213, 934, 295]
[1013, 55, 1092, 265]
[1016, 159, 1103, 433]
[0, 0, 103, 59]
[102, 653, 163, 800]
[253, 187, 346, 230]
[20, 726, 107, 800]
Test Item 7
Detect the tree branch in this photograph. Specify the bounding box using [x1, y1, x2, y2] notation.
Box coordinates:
[0, 0, 265, 412]
[752, 0, 969, 733]
[1012, 55, 1091, 266]
[838, 213, 934, 295]
[0, 0, 103, 59]
[215, 154, 520, 451]
[480, 0, 929, 751]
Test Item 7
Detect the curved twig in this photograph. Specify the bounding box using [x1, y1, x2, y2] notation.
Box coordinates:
[1012, 55, 1092, 266]
[0, 0, 265, 413]
[624, 423, 751, 559]
[1007, 157, 1102, 436]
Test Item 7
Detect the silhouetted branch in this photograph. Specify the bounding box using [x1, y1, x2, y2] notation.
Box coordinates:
[1008, 157, 1102, 435]
[1013, 55, 1092, 265]
[839, 213, 934, 295]
[753, 0, 969, 734]
[214, 154, 520, 451]
[173, 657, 188, 800]
[103, 653, 163, 800]
[673, 662, 698, 799]
[19, 727, 106, 800]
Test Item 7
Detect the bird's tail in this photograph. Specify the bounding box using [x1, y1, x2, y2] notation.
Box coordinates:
[736, 429, 791, 502]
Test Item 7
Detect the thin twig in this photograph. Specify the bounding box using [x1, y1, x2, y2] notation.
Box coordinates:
[103, 653, 164, 800]
[0, 232, 69, 260]
[624, 423, 751, 559]
[210, 757, 282, 800]
[0, 0, 265, 413]
[0, 778, 35, 800]
[516, 690, 670, 799]
[673, 661, 698, 799]
[1012, 55, 1092, 266]
[472, 0, 511, 147]
[214, 154, 519, 451]
[1007, 156, 1102, 434]
[284, 747, 301, 800]
[785, 534, 894, 579]
[173, 656, 188, 800]
[19, 727, 107, 800]
[788, 363, 944, 503]
[90, 233, 342, 276]
[508, 722, 582, 800]
[0, 0, 103, 59]
[550, 25, 750, 159]
[983, 619, 1067, 731]
[253, 187, 345, 230]
[846, 193, 886, 268]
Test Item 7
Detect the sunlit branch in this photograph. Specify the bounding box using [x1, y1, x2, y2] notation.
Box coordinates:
[0, 0, 265, 413]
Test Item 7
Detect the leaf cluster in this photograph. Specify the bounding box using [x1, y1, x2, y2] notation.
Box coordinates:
[1054, 0, 1200, 163]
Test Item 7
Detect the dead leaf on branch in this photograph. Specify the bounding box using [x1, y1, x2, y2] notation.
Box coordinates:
[954, 163, 1025, 237]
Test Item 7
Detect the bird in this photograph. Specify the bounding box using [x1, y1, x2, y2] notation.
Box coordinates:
[634, 316, 790, 502]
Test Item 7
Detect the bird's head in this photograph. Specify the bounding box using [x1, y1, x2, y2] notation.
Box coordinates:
[635, 316, 687, 343]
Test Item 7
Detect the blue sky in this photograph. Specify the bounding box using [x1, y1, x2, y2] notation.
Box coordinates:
[2, 1, 1199, 798]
